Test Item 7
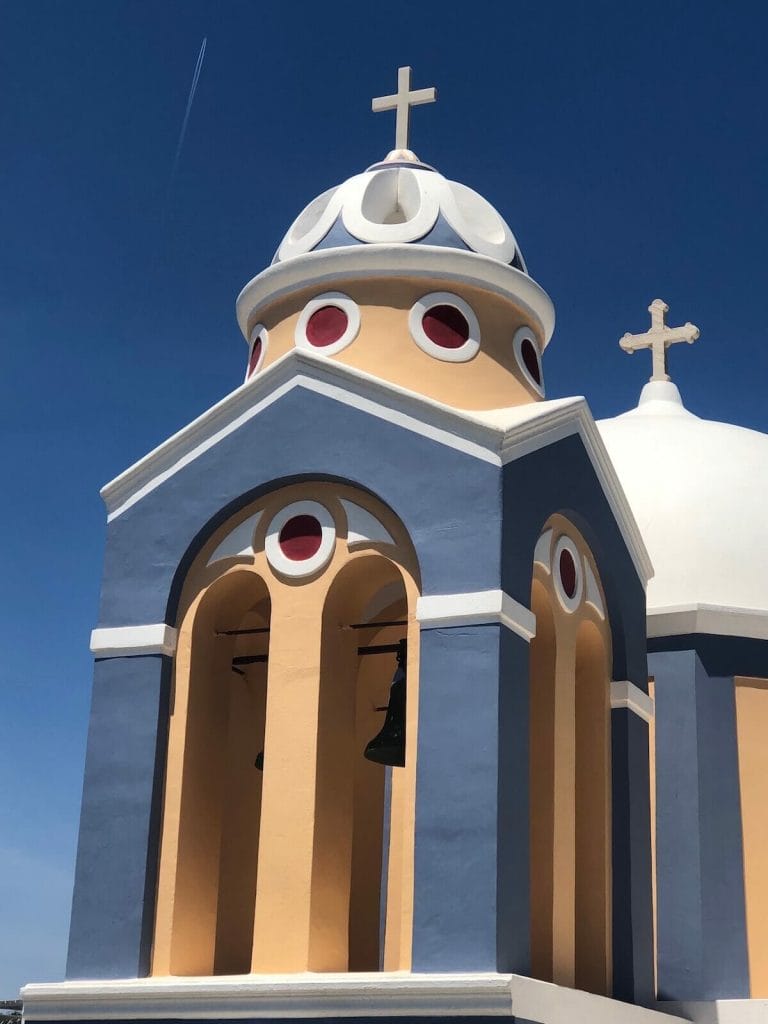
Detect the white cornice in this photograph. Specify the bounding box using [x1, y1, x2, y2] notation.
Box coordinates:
[99, 351, 652, 586]
[417, 590, 536, 641]
[611, 680, 655, 723]
[647, 604, 768, 643]
[90, 624, 177, 658]
[21, 972, 685, 1023]
[235, 244, 555, 346]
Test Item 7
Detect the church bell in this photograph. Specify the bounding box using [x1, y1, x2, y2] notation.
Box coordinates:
[364, 640, 406, 767]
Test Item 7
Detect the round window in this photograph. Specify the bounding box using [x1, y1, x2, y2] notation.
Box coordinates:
[409, 292, 480, 362]
[246, 324, 268, 379]
[265, 501, 336, 578]
[296, 292, 360, 356]
[553, 536, 583, 612]
[513, 326, 544, 394]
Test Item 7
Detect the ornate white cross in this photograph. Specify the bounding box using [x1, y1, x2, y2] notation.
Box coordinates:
[372, 66, 436, 152]
[619, 299, 700, 382]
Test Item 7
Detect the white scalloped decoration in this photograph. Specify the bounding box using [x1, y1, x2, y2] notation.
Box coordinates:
[441, 180, 519, 264]
[340, 499, 395, 548]
[341, 167, 440, 244]
[584, 562, 605, 618]
[206, 512, 262, 566]
[533, 528, 553, 569]
[278, 185, 345, 262]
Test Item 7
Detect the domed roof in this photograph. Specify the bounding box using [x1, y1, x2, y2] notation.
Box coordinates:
[275, 151, 526, 270]
[598, 380, 768, 637]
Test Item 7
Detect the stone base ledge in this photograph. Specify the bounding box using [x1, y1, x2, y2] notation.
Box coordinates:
[22, 973, 685, 1024]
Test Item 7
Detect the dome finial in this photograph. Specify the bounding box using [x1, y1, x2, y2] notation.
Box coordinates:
[619, 298, 700, 382]
[372, 66, 436, 155]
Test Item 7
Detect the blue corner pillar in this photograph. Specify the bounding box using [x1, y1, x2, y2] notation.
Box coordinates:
[650, 649, 749, 1000]
[412, 622, 530, 973]
[610, 705, 655, 1005]
[66, 655, 171, 979]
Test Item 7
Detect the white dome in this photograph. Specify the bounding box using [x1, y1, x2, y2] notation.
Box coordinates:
[276, 154, 525, 269]
[597, 380, 768, 638]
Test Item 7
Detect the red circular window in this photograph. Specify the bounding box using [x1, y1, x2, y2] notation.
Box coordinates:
[422, 305, 470, 349]
[559, 548, 577, 599]
[306, 305, 349, 347]
[521, 337, 541, 385]
[278, 515, 323, 561]
[247, 338, 263, 377]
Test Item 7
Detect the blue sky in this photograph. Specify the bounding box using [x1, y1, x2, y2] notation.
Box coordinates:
[2, 0, 767, 995]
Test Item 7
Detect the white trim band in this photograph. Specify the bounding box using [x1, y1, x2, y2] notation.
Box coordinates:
[648, 603, 768, 643]
[611, 680, 655, 723]
[98, 350, 652, 588]
[417, 590, 536, 641]
[90, 624, 177, 659]
[21, 972, 684, 1023]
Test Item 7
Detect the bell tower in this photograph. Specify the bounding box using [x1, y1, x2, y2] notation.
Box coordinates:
[25, 69, 661, 1024]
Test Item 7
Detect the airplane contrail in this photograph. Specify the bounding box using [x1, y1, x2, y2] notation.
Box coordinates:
[167, 37, 207, 196]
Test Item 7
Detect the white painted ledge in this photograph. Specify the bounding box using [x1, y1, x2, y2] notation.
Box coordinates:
[90, 624, 177, 659]
[648, 604, 768, 643]
[659, 1000, 768, 1023]
[417, 590, 536, 641]
[611, 680, 655, 723]
[21, 972, 686, 1023]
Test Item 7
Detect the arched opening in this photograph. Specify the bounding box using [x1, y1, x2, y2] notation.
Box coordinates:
[529, 577, 557, 982]
[311, 556, 410, 971]
[527, 520, 612, 995]
[155, 570, 271, 976]
[574, 619, 612, 995]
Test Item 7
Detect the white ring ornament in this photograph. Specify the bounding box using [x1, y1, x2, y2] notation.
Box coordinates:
[265, 501, 336, 578]
[341, 168, 441, 243]
[553, 535, 584, 613]
[513, 325, 544, 396]
[408, 291, 481, 362]
[245, 324, 269, 380]
[440, 179, 519, 264]
[295, 292, 361, 356]
[277, 185, 345, 262]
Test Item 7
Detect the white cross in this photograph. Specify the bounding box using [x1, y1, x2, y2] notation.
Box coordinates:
[372, 66, 436, 153]
[619, 298, 700, 382]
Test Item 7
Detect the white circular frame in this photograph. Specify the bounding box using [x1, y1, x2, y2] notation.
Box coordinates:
[552, 535, 584, 613]
[265, 501, 336, 578]
[408, 291, 481, 363]
[245, 323, 269, 380]
[295, 292, 360, 356]
[513, 325, 544, 396]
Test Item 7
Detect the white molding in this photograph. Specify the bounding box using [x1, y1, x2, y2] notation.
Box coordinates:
[647, 603, 768, 642]
[236, 243, 556, 346]
[207, 512, 262, 565]
[90, 624, 177, 658]
[98, 351, 652, 589]
[611, 680, 655, 724]
[21, 972, 685, 1023]
[658, 999, 768, 1023]
[417, 590, 536, 641]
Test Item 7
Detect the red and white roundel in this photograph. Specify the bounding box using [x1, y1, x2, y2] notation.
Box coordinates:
[265, 501, 335, 577]
[409, 292, 480, 362]
[553, 535, 583, 612]
[296, 292, 360, 356]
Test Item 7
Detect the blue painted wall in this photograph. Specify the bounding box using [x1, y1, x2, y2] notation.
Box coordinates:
[651, 648, 749, 1000]
[99, 387, 502, 629]
[502, 434, 648, 689]
[412, 623, 530, 973]
[67, 656, 171, 979]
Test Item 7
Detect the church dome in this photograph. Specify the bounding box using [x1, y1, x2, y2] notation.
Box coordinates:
[274, 151, 526, 270]
[597, 379, 768, 636]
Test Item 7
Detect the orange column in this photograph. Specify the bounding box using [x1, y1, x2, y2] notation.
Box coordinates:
[250, 581, 330, 971]
[551, 627, 577, 988]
